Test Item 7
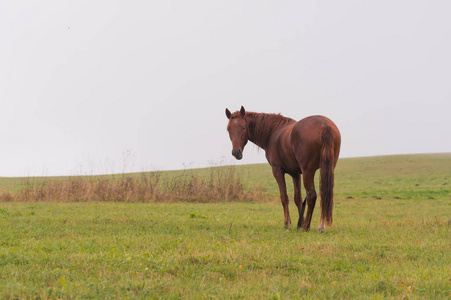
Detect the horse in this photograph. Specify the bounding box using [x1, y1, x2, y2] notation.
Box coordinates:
[225, 106, 341, 232]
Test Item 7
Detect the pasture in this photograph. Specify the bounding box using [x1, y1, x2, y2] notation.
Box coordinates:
[0, 154, 450, 299]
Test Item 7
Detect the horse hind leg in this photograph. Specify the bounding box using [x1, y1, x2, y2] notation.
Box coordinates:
[292, 174, 305, 229]
[303, 189, 317, 231]
[299, 197, 307, 228]
[318, 218, 325, 233]
[302, 170, 317, 231]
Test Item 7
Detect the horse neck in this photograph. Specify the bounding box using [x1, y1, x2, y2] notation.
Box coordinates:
[245, 112, 294, 149]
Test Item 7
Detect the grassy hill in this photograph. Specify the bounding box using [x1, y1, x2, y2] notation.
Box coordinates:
[0, 154, 449, 298]
[1, 153, 449, 202]
[235, 153, 451, 200]
[0, 153, 451, 198]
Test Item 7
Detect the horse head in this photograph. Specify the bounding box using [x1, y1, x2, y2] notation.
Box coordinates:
[225, 106, 248, 160]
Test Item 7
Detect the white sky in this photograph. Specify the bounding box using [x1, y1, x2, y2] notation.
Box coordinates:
[1, 1, 450, 176]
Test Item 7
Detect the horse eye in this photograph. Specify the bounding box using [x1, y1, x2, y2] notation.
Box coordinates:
[242, 126, 246, 130]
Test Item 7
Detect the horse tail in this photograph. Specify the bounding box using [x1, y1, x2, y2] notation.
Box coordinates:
[320, 125, 336, 226]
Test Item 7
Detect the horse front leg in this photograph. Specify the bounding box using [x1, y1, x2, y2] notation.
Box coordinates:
[272, 167, 291, 228]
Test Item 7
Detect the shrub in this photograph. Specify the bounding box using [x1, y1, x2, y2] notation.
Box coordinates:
[0, 165, 262, 202]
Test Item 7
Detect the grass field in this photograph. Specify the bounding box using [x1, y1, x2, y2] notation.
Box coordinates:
[0, 154, 450, 299]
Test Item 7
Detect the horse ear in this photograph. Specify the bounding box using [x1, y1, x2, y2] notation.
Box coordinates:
[240, 106, 246, 118]
[225, 108, 231, 119]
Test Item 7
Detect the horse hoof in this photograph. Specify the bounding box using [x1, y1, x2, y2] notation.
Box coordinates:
[318, 225, 325, 233]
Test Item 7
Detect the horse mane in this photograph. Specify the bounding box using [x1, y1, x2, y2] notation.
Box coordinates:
[245, 112, 295, 148]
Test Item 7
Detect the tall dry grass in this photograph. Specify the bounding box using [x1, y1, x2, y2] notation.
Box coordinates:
[0, 165, 263, 202]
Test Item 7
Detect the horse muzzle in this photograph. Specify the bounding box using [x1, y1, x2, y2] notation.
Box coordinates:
[232, 149, 243, 160]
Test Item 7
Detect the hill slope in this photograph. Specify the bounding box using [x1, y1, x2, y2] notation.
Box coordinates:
[0, 154, 449, 298]
[234, 153, 451, 200]
[0, 153, 449, 202]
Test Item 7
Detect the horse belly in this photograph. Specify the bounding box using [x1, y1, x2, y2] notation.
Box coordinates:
[278, 126, 301, 174]
[284, 163, 302, 175]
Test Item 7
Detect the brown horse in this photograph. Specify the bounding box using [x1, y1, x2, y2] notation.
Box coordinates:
[225, 106, 341, 232]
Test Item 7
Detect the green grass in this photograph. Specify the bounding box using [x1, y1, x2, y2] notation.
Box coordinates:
[0, 154, 450, 299]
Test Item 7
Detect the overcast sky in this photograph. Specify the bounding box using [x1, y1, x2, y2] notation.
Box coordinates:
[1, 1, 450, 177]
